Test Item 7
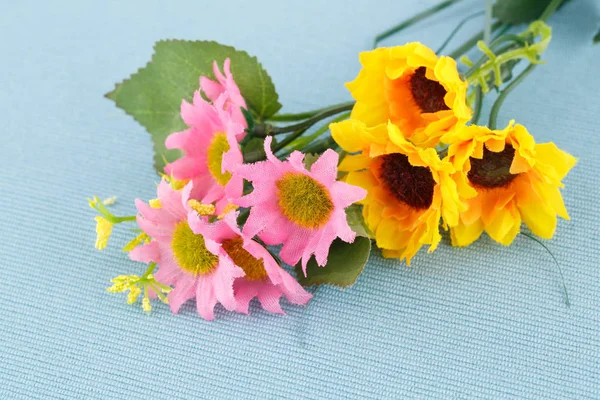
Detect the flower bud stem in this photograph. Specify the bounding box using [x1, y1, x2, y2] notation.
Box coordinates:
[254, 102, 354, 137]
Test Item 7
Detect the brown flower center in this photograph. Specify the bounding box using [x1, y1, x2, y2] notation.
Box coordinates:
[468, 144, 518, 189]
[379, 153, 435, 210]
[409, 67, 450, 113]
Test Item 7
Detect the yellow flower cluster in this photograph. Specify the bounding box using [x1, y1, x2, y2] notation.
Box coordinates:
[331, 43, 576, 265]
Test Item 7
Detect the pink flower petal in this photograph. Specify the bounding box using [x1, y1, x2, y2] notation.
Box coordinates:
[232, 280, 258, 314]
[200, 76, 223, 103]
[212, 258, 244, 311]
[310, 149, 339, 187]
[331, 181, 368, 208]
[256, 285, 285, 314]
[195, 275, 217, 320]
[168, 277, 197, 314]
[128, 241, 160, 264]
[279, 228, 312, 267]
[164, 156, 206, 180]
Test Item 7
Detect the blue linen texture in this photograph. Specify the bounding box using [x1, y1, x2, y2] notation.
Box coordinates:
[0, 0, 598, 398]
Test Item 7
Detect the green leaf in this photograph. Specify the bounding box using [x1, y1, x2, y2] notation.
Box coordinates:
[106, 40, 282, 172]
[345, 204, 373, 238]
[295, 237, 371, 288]
[594, 28, 600, 44]
[302, 153, 320, 170]
[242, 137, 266, 163]
[492, 0, 566, 24]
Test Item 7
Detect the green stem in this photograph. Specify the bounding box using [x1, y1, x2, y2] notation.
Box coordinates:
[374, 0, 462, 48]
[284, 112, 351, 153]
[448, 20, 503, 59]
[254, 102, 354, 136]
[488, 63, 536, 129]
[267, 102, 353, 122]
[464, 35, 529, 79]
[470, 86, 483, 125]
[483, 0, 493, 45]
[302, 136, 338, 155]
[436, 11, 484, 54]
[539, 0, 564, 22]
[93, 200, 136, 224]
[141, 262, 156, 278]
[272, 128, 309, 153]
[521, 232, 570, 307]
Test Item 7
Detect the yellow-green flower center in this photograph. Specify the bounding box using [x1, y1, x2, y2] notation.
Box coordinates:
[275, 172, 333, 229]
[207, 132, 232, 186]
[171, 222, 219, 275]
[222, 237, 269, 281]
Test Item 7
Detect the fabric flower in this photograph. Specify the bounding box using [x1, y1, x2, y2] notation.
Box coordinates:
[339, 43, 471, 147]
[164, 90, 245, 214]
[228, 137, 367, 274]
[444, 121, 577, 247]
[200, 58, 248, 128]
[188, 211, 312, 314]
[129, 180, 244, 320]
[330, 119, 469, 264]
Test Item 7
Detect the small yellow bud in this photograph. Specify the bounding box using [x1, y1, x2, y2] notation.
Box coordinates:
[149, 198, 162, 209]
[102, 196, 117, 206]
[218, 203, 239, 219]
[126, 286, 142, 304]
[142, 297, 152, 313]
[188, 200, 216, 216]
[94, 216, 114, 250]
[122, 233, 151, 252]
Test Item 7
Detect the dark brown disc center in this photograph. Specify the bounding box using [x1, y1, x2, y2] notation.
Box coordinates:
[379, 153, 435, 210]
[468, 144, 518, 189]
[409, 67, 450, 114]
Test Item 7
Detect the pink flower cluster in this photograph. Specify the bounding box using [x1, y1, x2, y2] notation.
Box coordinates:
[130, 59, 366, 320]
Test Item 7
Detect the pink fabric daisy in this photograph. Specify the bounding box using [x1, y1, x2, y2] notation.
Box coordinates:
[129, 180, 244, 320]
[188, 211, 313, 315]
[200, 58, 248, 128]
[228, 136, 367, 274]
[164, 92, 245, 213]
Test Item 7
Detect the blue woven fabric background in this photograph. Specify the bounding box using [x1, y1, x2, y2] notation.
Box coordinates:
[1, 0, 599, 398]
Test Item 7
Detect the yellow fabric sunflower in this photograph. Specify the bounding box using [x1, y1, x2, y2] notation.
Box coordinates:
[444, 121, 577, 247]
[344, 43, 471, 147]
[330, 119, 470, 264]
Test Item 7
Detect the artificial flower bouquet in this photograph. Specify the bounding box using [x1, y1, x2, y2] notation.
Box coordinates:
[90, 0, 581, 319]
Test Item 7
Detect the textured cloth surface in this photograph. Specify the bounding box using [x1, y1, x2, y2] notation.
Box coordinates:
[1, 1, 599, 399]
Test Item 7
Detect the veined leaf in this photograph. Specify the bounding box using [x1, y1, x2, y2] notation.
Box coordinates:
[106, 40, 281, 172]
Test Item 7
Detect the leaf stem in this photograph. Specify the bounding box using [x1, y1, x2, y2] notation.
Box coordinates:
[521, 232, 570, 307]
[267, 101, 354, 122]
[470, 86, 483, 125]
[283, 112, 351, 154]
[436, 11, 485, 54]
[488, 63, 536, 129]
[254, 102, 354, 137]
[539, 0, 564, 22]
[448, 20, 504, 59]
[373, 0, 462, 48]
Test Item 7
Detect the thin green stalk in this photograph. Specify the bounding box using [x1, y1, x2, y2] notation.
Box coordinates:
[483, 0, 493, 45]
[448, 20, 503, 59]
[436, 11, 484, 54]
[521, 232, 570, 307]
[374, 0, 462, 48]
[470, 86, 483, 125]
[254, 102, 354, 137]
[488, 63, 536, 129]
[284, 112, 351, 153]
[539, 0, 565, 22]
[272, 128, 309, 153]
[267, 101, 354, 122]
[302, 136, 338, 155]
[464, 35, 529, 79]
